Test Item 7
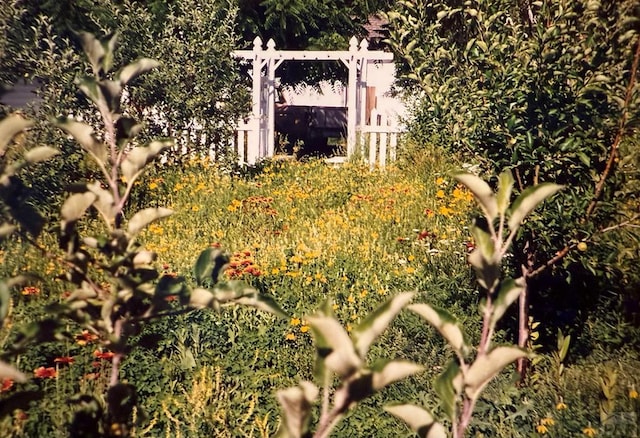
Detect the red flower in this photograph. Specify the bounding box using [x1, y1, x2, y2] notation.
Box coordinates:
[75, 330, 99, 346]
[0, 378, 14, 392]
[93, 350, 115, 361]
[54, 356, 75, 365]
[34, 366, 57, 379]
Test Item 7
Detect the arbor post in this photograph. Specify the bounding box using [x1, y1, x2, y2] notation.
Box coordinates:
[266, 39, 277, 157]
[248, 36, 263, 164]
[347, 36, 359, 156]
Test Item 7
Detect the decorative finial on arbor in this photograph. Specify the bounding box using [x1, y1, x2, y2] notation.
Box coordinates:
[267, 39, 276, 50]
[349, 36, 358, 51]
[359, 39, 369, 51]
[253, 36, 262, 49]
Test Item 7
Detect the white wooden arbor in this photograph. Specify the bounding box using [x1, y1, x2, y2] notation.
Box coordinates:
[233, 36, 394, 163]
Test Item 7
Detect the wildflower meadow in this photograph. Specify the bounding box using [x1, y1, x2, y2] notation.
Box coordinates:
[1, 1, 640, 437]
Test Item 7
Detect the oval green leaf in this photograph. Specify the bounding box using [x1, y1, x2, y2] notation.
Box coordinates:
[307, 315, 362, 378]
[353, 291, 414, 358]
[408, 303, 468, 356]
[372, 360, 424, 390]
[127, 207, 173, 236]
[508, 183, 564, 231]
[0, 114, 34, 156]
[61, 192, 97, 228]
[465, 346, 531, 401]
[384, 404, 447, 438]
[453, 172, 498, 221]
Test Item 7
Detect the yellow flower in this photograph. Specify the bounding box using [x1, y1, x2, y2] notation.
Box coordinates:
[285, 333, 296, 341]
[536, 424, 548, 434]
[290, 317, 301, 326]
[436, 177, 445, 186]
[347, 294, 355, 303]
[332, 303, 339, 311]
[540, 417, 555, 426]
[271, 268, 280, 275]
[191, 205, 200, 212]
[436, 189, 445, 199]
[630, 388, 638, 399]
[556, 401, 567, 410]
[360, 290, 368, 298]
[582, 426, 597, 436]
[149, 181, 158, 190]
[300, 325, 309, 333]
[438, 206, 454, 216]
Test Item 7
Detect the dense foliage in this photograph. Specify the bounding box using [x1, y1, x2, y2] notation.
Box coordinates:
[386, 0, 640, 358]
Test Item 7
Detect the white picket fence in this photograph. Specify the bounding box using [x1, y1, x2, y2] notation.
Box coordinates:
[360, 109, 403, 169]
[232, 108, 403, 168]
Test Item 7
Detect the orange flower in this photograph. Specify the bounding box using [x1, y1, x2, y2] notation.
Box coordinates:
[285, 333, 296, 341]
[0, 378, 14, 392]
[93, 350, 115, 361]
[21, 286, 40, 296]
[54, 356, 75, 365]
[75, 330, 99, 346]
[34, 366, 57, 379]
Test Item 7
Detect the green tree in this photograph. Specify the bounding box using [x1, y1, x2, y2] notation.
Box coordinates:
[1, 0, 249, 172]
[385, 0, 640, 369]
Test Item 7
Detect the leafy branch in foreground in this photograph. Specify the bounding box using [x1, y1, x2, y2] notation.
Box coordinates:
[0, 114, 60, 384]
[1, 32, 284, 436]
[275, 292, 423, 438]
[387, 171, 562, 438]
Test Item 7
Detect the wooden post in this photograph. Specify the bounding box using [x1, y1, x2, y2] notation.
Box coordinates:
[266, 39, 277, 158]
[358, 39, 369, 130]
[248, 36, 263, 164]
[347, 36, 359, 157]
